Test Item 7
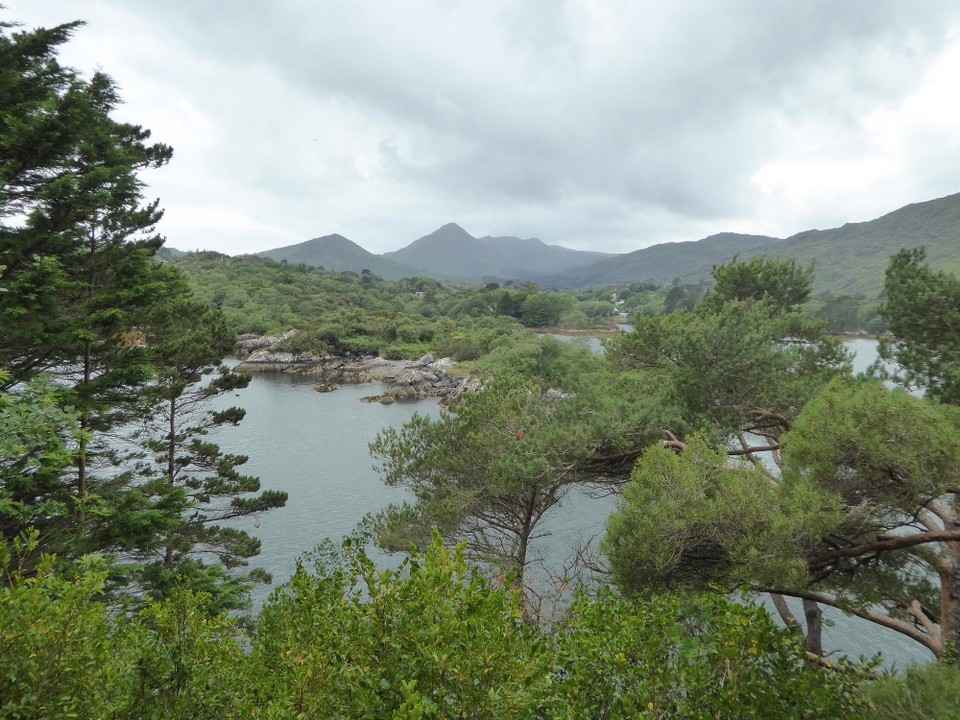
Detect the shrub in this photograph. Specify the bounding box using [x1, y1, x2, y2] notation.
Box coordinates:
[555, 589, 870, 719]
[865, 662, 960, 720]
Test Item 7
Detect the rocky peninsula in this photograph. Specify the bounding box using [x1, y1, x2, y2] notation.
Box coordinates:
[234, 333, 473, 404]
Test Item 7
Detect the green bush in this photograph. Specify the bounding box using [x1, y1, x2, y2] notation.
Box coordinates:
[0, 533, 247, 720]
[436, 333, 487, 360]
[0, 547, 134, 719]
[865, 662, 960, 719]
[381, 342, 432, 360]
[1, 532, 874, 719]
[555, 588, 870, 719]
[247, 536, 554, 718]
[124, 590, 247, 719]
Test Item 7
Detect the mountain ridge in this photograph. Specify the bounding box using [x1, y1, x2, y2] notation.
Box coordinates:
[245, 191, 960, 297]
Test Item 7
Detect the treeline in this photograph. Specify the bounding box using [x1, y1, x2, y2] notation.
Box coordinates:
[657, 276, 886, 333]
[174, 250, 887, 354]
[172, 251, 626, 360]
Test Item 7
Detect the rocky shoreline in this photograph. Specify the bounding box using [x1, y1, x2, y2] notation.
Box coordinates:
[234, 333, 472, 404]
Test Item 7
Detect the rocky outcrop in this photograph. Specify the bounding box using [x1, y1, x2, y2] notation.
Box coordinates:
[442, 376, 483, 405]
[236, 330, 298, 357]
[378, 355, 462, 403]
[234, 335, 467, 402]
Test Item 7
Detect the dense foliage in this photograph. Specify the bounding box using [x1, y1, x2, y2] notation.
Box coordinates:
[878, 247, 960, 403]
[604, 255, 960, 663]
[1, 533, 872, 719]
[172, 251, 624, 362]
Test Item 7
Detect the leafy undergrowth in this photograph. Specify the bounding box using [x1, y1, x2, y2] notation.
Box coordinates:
[2, 533, 876, 719]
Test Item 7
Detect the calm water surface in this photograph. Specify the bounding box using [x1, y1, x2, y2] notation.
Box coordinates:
[215, 341, 931, 666]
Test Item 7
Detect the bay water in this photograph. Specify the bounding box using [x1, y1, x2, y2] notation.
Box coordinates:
[215, 340, 931, 667]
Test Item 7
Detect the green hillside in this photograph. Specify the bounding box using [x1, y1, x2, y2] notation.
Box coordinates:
[539, 233, 783, 288]
[549, 193, 960, 296]
[759, 192, 960, 297]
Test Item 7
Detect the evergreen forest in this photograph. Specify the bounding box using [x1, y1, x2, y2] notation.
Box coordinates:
[3, 15, 960, 720]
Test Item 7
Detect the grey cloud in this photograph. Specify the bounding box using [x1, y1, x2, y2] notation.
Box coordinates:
[7, 0, 960, 253]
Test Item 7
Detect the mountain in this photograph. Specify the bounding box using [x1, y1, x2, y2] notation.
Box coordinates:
[247, 192, 960, 294]
[381, 223, 487, 279]
[156, 245, 187, 261]
[754, 193, 960, 296]
[540, 192, 960, 295]
[538, 233, 783, 288]
[254, 234, 420, 280]
[476, 235, 613, 276]
[381, 223, 613, 281]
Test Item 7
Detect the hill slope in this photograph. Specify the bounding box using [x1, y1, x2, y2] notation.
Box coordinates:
[539, 233, 783, 288]
[382, 223, 488, 279]
[476, 235, 614, 277]
[254, 234, 420, 280]
[757, 193, 960, 296]
[543, 193, 960, 295]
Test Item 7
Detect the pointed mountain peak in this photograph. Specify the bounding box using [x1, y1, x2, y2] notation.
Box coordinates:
[420, 222, 476, 242]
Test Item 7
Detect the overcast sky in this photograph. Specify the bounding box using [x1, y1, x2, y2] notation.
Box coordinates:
[8, 1, 960, 255]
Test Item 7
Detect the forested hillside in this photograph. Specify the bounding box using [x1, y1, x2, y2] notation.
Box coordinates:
[171, 250, 632, 359]
[545, 193, 960, 295]
[759, 193, 960, 296]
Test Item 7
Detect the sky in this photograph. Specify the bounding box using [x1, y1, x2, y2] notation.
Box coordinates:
[7, 1, 960, 256]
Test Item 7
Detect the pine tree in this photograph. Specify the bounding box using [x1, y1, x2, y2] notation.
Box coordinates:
[0, 17, 188, 566]
[132, 300, 287, 612]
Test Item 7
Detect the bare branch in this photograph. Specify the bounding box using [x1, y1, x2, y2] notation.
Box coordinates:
[750, 408, 791, 431]
[735, 432, 778, 484]
[761, 587, 941, 657]
[808, 529, 960, 571]
[909, 599, 940, 642]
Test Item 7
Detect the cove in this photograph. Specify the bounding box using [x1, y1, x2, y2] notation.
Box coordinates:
[213, 341, 931, 667]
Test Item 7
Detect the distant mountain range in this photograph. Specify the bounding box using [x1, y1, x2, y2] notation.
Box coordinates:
[380, 223, 614, 281]
[244, 192, 960, 297]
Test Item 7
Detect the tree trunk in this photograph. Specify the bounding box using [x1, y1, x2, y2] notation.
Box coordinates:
[770, 592, 803, 636]
[164, 397, 177, 569]
[803, 598, 824, 656]
[938, 497, 960, 662]
[515, 491, 536, 589]
[167, 397, 176, 481]
[77, 340, 92, 527]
